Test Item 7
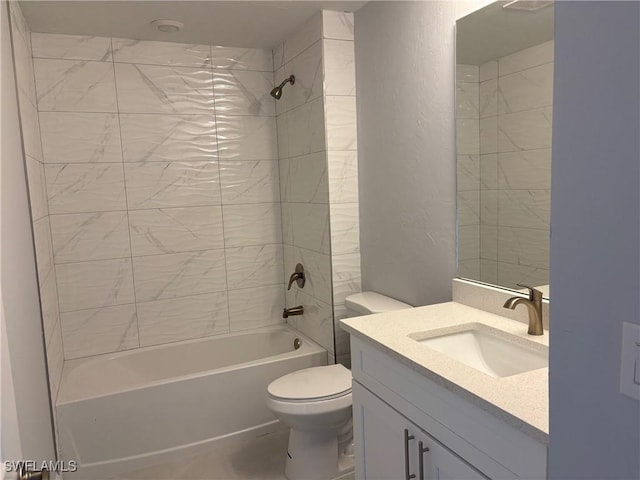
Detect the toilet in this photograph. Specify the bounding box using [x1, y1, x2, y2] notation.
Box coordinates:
[267, 292, 412, 480]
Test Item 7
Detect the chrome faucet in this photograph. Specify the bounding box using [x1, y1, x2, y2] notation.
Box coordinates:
[283, 305, 304, 318]
[503, 284, 544, 335]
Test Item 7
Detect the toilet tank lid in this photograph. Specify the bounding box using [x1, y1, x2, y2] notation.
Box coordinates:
[345, 292, 412, 315]
[267, 364, 352, 401]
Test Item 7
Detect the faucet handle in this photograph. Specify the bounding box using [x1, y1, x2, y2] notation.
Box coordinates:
[517, 284, 543, 301]
[287, 263, 306, 290]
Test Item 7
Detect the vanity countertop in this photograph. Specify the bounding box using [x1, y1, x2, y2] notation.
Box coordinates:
[340, 301, 549, 444]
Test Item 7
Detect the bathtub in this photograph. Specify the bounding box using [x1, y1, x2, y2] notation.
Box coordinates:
[56, 325, 326, 479]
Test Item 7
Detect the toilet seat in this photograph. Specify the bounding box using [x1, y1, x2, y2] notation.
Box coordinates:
[267, 391, 353, 419]
[267, 364, 352, 402]
[269, 389, 351, 403]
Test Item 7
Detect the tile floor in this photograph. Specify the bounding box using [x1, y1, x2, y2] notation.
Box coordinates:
[109, 430, 355, 480]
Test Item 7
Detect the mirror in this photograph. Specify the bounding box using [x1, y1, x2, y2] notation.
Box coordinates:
[455, 0, 554, 298]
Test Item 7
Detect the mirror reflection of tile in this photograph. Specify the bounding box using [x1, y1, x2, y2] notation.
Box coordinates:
[456, 7, 552, 295]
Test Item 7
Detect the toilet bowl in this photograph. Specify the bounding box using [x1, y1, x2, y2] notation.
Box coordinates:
[267, 292, 412, 480]
[267, 364, 353, 480]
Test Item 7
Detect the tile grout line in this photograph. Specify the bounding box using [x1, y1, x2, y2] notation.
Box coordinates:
[32, 53, 274, 73]
[35, 109, 278, 118]
[57, 282, 287, 315]
[41, 159, 282, 166]
[320, 34, 338, 363]
[495, 59, 502, 286]
[27, 26, 69, 368]
[272, 47, 289, 317]
[52, 242, 288, 265]
[47, 201, 297, 216]
[58, 282, 234, 324]
[110, 36, 143, 350]
[210, 44, 233, 335]
[478, 103, 553, 120]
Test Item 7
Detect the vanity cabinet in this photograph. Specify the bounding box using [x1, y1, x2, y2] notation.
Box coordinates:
[354, 381, 486, 479]
[350, 337, 547, 479]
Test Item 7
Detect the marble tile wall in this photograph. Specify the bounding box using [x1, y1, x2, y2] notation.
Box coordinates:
[275, 13, 334, 361]
[274, 11, 360, 366]
[15, 8, 359, 371]
[28, 31, 284, 359]
[457, 41, 552, 290]
[322, 11, 360, 368]
[9, 1, 65, 405]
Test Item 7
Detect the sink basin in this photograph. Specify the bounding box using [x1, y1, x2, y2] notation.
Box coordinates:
[414, 325, 548, 378]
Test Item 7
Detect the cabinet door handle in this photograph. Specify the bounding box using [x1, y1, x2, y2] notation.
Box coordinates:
[418, 440, 430, 480]
[404, 428, 416, 479]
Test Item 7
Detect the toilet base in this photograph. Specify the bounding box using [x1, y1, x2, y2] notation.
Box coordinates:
[284, 429, 353, 480]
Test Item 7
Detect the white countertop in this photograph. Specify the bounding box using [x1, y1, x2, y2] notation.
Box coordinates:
[340, 301, 549, 443]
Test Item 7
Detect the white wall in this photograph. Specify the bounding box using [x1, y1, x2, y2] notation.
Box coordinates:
[549, 2, 639, 478]
[1, 5, 22, 466]
[1, 311, 23, 470]
[8, 0, 65, 407]
[354, 1, 479, 307]
[1, 0, 55, 462]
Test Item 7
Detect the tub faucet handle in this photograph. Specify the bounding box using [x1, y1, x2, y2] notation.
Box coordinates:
[287, 263, 306, 290]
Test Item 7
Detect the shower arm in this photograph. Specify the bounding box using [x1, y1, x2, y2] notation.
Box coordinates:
[278, 75, 295, 89]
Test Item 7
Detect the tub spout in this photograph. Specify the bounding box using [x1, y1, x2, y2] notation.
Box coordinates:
[283, 306, 304, 318]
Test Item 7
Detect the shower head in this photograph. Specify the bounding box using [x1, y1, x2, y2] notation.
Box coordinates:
[270, 75, 295, 100]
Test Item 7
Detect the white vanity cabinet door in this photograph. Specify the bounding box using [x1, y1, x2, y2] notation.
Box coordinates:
[350, 336, 547, 479]
[353, 381, 487, 480]
[353, 380, 414, 479]
[420, 434, 488, 480]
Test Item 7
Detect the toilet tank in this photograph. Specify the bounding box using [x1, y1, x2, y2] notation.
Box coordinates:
[344, 292, 412, 317]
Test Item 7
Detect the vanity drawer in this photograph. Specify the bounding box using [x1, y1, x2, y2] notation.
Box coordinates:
[351, 336, 547, 479]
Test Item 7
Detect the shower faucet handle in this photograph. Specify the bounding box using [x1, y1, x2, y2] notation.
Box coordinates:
[287, 263, 306, 290]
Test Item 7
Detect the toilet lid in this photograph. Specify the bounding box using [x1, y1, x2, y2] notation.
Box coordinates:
[267, 364, 352, 401]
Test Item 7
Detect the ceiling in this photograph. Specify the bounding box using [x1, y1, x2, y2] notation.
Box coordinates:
[19, 1, 367, 49]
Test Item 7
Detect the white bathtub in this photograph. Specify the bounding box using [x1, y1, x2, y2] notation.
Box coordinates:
[56, 325, 326, 479]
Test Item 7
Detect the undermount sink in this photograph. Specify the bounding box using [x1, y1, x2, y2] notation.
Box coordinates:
[412, 324, 548, 378]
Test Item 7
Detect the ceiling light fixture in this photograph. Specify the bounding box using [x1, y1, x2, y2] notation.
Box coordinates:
[150, 19, 184, 33]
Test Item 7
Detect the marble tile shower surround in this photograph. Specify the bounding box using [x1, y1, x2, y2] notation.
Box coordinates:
[457, 41, 552, 290]
[276, 14, 331, 357]
[275, 11, 360, 365]
[322, 12, 360, 368]
[14, 11, 359, 369]
[27, 32, 289, 360]
[9, 1, 65, 404]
